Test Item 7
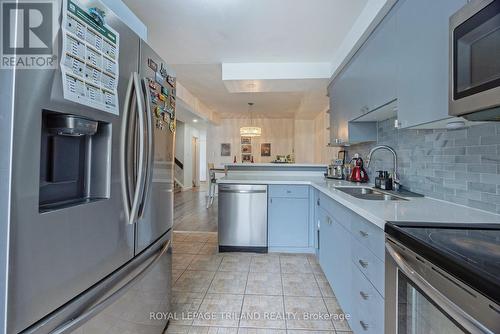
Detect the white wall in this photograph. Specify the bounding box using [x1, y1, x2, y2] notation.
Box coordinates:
[102, 0, 147, 40]
[175, 121, 207, 188]
[205, 113, 339, 168]
[207, 118, 295, 167]
[294, 120, 315, 163]
[313, 110, 340, 164]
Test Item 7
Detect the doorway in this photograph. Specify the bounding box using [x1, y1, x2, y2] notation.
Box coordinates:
[192, 136, 199, 187]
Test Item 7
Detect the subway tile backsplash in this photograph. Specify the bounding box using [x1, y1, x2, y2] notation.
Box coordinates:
[349, 118, 500, 214]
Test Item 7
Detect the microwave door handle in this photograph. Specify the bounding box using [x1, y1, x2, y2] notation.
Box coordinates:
[137, 78, 154, 219]
[120, 72, 135, 223]
[127, 72, 146, 225]
[385, 243, 493, 334]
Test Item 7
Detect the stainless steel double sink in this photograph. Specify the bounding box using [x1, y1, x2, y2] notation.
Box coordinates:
[336, 187, 409, 201]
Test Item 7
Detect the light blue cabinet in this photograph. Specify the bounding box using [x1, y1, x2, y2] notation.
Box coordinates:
[329, 78, 378, 146]
[351, 9, 397, 117]
[319, 207, 353, 316]
[268, 185, 310, 249]
[395, 0, 466, 128]
[328, 9, 397, 145]
[317, 194, 385, 333]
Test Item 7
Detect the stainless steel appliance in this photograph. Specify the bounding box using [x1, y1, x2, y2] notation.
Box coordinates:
[218, 184, 268, 252]
[449, 0, 500, 120]
[326, 150, 346, 180]
[385, 223, 500, 334]
[0, 1, 176, 332]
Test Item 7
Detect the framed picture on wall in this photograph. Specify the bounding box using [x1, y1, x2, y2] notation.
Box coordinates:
[241, 136, 251, 145]
[221, 143, 231, 156]
[241, 144, 252, 154]
[242, 154, 251, 163]
[261, 143, 271, 157]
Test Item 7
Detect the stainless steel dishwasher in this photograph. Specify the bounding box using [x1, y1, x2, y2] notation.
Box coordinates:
[218, 184, 268, 253]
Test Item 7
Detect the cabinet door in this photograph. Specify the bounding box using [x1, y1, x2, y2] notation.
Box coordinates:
[357, 9, 397, 115]
[396, 0, 466, 128]
[318, 208, 334, 273]
[329, 75, 377, 146]
[268, 197, 309, 248]
[329, 77, 350, 145]
[319, 209, 353, 314]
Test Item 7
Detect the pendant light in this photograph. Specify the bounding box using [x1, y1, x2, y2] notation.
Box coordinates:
[240, 102, 262, 137]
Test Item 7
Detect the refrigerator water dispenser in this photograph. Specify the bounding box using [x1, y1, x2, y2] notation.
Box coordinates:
[39, 112, 111, 211]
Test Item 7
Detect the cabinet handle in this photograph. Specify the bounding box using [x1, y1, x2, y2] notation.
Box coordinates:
[360, 320, 370, 330]
[270, 198, 272, 204]
[359, 230, 369, 238]
[286, 190, 292, 194]
[358, 259, 368, 268]
[317, 198, 320, 206]
[327, 217, 332, 225]
[359, 291, 370, 300]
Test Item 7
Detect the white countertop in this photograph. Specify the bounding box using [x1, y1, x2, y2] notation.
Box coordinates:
[218, 174, 500, 229]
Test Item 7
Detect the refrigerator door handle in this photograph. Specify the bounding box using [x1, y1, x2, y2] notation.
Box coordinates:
[50, 239, 171, 334]
[120, 72, 134, 223]
[128, 72, 147, 225]
[138, 78, 154, 219]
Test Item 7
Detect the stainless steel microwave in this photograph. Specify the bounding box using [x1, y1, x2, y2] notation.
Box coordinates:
[449, 0, 500, 121]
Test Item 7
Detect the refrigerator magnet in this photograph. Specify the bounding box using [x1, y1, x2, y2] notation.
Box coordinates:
[161, 86, 169, 96]
[155, 72, 164, 85]
[167, 75, 176, 87]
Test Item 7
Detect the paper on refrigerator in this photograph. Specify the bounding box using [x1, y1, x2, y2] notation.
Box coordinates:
[60, 0, 120, 115]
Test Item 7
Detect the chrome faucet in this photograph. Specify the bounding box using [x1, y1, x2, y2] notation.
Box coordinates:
[366, 145, 400, 191]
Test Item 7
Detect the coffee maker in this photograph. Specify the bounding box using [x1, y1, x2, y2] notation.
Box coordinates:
[327, 150, 347, 179]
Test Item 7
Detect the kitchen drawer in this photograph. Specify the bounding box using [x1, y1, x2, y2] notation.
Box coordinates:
[269, 185, 309, 198]
[351, 215, 385, 261]
[351, 266, 384, 334]
[351, 236, 385, 296]
[318, 193, 352, 230]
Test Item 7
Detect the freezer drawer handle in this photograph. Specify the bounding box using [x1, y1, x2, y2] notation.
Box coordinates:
[51, 239, 171, 334]
[385, 242, 493, 334]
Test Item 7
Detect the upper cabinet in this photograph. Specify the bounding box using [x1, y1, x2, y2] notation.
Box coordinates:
[329, 9, 397, 145]
[396, 0, 467, 128]
[329, 0, 468, 137]
[354, 9, 397, 117]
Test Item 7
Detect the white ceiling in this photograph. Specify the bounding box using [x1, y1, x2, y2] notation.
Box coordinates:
[123, 0, 369, 118]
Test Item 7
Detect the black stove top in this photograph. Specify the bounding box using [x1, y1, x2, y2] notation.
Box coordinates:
[385, 222, 500, 305]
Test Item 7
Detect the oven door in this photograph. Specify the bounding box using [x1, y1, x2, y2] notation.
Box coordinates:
[450, 0, 500, 119]
[385, 241, 495, 334]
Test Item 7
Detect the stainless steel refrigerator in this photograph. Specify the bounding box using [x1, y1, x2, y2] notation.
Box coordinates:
[0, 1, 175, 333]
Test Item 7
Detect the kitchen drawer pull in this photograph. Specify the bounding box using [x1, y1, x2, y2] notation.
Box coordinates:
[359, 230, 369, 237]
[359, 291, 370, 300]
[358, 259, 368, 268]
[360, 320, 369, 331]
[317, 198, 320, 206]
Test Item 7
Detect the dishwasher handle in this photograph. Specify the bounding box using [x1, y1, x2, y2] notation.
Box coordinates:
[219, 189, 267, 194]
[218, 185, 267, 194]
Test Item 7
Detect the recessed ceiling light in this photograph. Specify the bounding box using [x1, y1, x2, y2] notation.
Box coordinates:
[193, 119, 198, 123]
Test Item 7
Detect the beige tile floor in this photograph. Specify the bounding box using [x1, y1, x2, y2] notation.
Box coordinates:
[167, 232, 352, 334]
